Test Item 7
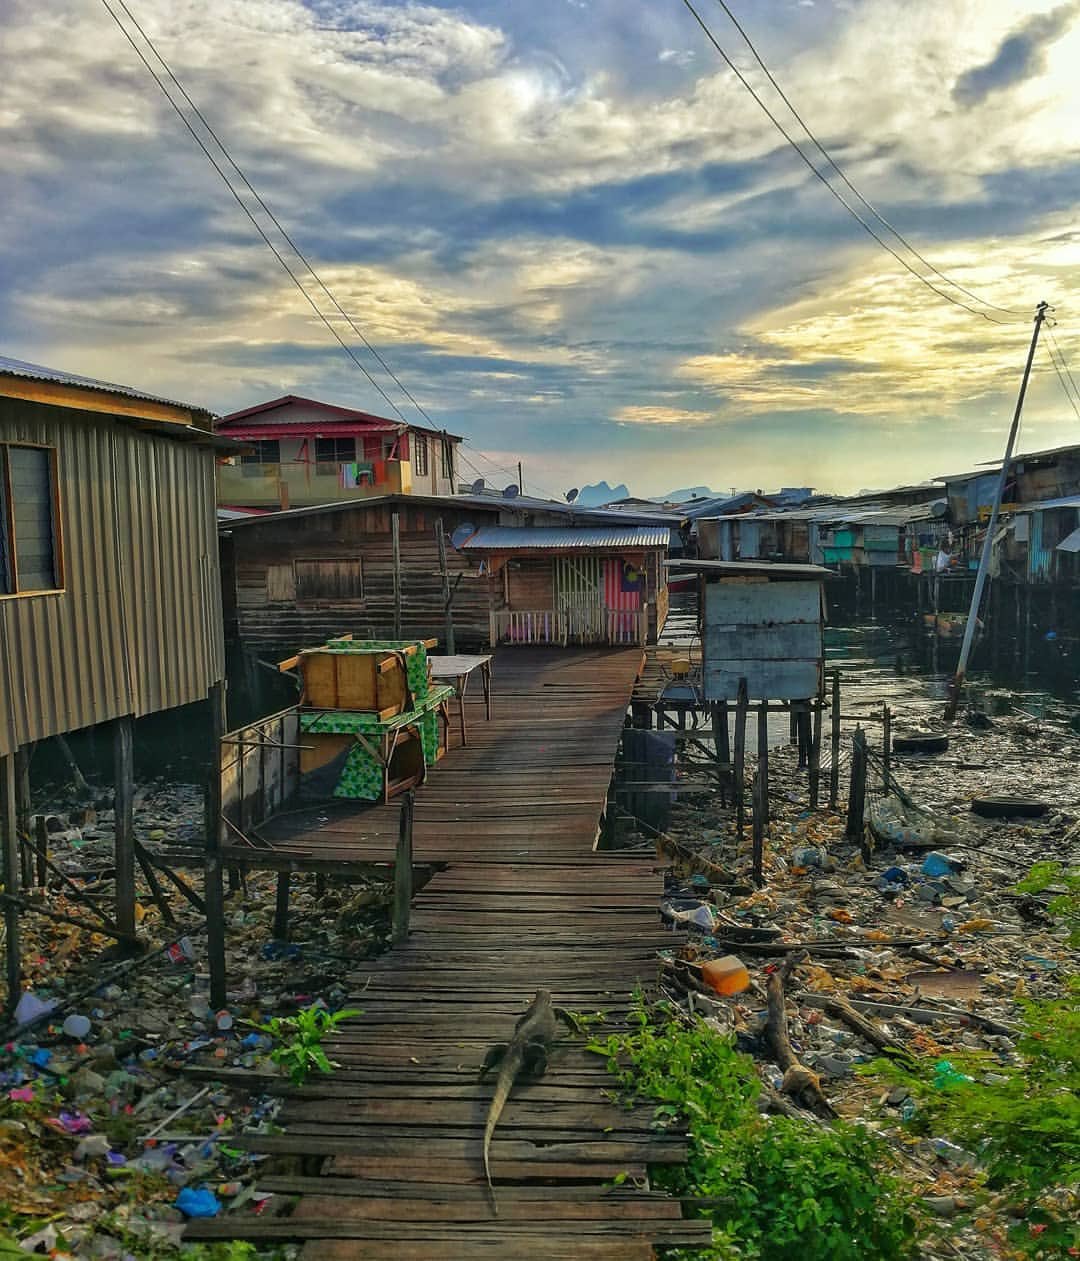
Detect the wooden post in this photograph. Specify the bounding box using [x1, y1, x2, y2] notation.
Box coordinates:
[391, 511, 402, 639]
[392, 790, 414, 945]
[809, 699, 822, 809]
[14, 748, 32, 888]
[751, 769, 765, 887]
[846, 726, 868, 859]
[829, 670, 841, 809]
[711, 701, 730, 764]
[204, 681, 228, 1010]
[796, 703, 810, 770]
[435, 518, 456, 654]
[274, 871, 290, 940]
[733, 679, 748, 840]
[2, 754, 20, 1016]
[113, 715, 137, 941]
[757, 699, 769, 826]
[882, 703, 892, 793]
[34, 815, 48, 892]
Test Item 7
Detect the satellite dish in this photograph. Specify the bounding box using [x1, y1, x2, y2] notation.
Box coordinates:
[450, 523, 477, 550]
[502, 483, 520, 499]
[470, 478, 485, 494]
[565, 488, 579, 504]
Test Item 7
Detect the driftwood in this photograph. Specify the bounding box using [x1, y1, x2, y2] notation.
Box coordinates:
[823, 994, 916, 1067]
[764, 952, 836, 1118]
[654, 834, 737, 884]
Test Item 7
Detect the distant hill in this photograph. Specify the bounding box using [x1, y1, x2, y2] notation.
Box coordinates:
[660, 486, 718, 503]
[576, 481, 630, 507]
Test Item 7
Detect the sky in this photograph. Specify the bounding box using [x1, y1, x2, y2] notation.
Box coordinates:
[3, 0, 1080, 498]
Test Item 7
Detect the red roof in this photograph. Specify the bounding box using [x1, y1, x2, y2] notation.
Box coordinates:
[216, 394, 463, 441]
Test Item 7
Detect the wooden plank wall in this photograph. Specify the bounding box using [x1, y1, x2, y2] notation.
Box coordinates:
[228, 504, 498, 656]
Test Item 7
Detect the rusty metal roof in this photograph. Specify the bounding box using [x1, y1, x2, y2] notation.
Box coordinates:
[461, 526, 671, 550]
[667, 559, 834, 579]
[0, 354, 213, 415]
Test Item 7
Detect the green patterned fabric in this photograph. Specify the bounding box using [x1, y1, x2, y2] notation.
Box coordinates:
[300, 686, 453, 801]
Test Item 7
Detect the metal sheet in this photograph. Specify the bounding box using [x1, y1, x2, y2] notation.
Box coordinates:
[462, 526, 670, 550]
[1056, 526, 1080, 553]
[0, 398, 225, 755]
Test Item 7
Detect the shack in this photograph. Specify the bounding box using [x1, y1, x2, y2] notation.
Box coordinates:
[0, 356, 229, 1012]
[675, 559, 831, 702]
[220, 494, 679, 671]
[459, 525, 670, 645]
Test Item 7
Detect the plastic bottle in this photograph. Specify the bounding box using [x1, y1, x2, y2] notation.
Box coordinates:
[700, 955, 750, 996]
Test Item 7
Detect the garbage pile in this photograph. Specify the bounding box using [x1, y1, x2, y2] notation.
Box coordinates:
[654, 706, 1079, 1259]
[1, 781, 391, 1258]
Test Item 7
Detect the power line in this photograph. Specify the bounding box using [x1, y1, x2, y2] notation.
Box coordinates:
[100, 0, 414, 423]
[101, 0, 455, 431]
[1044, 337, 1080, 423]
[710, 0, 1026, 320]
[1047, 325, 1080, 406]
[679, 0, 1024, 326]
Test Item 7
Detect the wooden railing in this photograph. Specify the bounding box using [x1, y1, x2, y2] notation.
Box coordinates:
[490, 606, 648, 647]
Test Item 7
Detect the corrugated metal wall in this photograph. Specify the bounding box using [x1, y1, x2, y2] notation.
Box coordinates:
[0, 399, 225, 755]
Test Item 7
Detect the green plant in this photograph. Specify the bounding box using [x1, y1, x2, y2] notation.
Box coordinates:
[249, 1004, 361, 1084]
[588, 996, 916, 1260]
[1016, 861, 1080, 947]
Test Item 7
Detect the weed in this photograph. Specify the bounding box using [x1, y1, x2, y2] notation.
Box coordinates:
[248, 1003, 361, 1085]
[589, 996, 917, 1260]
[1016, 861, 1080, 947]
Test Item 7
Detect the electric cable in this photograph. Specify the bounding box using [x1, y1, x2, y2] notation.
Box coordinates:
[710, 0, 1026, 319]
[680, 0, 1024, 326]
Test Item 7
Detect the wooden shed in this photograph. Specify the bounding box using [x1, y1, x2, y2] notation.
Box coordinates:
[675, 559, 831, 702]
[0, 355, 229, 1011]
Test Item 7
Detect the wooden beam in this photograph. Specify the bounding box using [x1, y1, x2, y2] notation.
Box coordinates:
[0, 376, 198, 425]
[392, 511, 402, 638]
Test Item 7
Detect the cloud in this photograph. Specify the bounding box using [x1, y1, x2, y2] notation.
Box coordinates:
[613, 405, 714, 425]
[953, 2, 1079, 105]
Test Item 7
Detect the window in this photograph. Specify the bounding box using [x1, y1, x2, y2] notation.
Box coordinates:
[314, 437, 356, 463]
[413, 433, 429, 477]
[441, 438, 454, 481]
[0, 444, 62, 595]
[294, 558, 363, 601]
[240, 439, 280, 464]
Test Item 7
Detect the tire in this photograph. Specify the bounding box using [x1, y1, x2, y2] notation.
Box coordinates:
[971, 796, 1049, 819]
[892, 733, 950, 754]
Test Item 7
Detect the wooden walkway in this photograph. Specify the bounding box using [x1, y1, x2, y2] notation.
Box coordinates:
[189, 648, 707, 1259]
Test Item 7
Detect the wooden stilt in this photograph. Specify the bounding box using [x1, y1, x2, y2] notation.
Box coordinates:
[15, 748, 31, 889]
[274, 871, 290, 940]
[733, 679, 748, 841]
[829, 671, 841, 809]
[204, 681, 228, 1010]
[882, 704, 892, 793]
[809, 699, 822, 809]
[846, 727, 869, 861]
[2, 754, 20, 1015]
[392, 791, 414, 945]
[392, 512, 402, 639]
[113, 715, 137, 940]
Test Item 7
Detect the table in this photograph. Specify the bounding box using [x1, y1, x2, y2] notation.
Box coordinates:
[427, 654, 493, 747]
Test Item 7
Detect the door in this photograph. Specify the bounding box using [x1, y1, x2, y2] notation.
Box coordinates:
[554, 555, 604, 642]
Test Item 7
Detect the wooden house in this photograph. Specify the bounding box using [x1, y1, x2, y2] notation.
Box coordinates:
[220, 494, 678, 662]
[214, 394, 463, 508]
[0, 355, 229, 1008]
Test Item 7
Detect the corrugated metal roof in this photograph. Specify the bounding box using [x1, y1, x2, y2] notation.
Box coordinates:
[219, 492, 685, 529]
[667, 559, 834, 578]
[461, 526, 671, 550]
[1015, 494, 1080, 511]
[0, 354, 212, 416]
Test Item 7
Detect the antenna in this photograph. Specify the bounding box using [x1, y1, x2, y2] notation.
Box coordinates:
[502, 483, 520, 499]
[450, 523, 477, 550]
[565, 488, 579, 504]
[469, 478, 485, 494]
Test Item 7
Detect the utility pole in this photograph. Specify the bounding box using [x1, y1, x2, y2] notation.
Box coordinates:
[517, 461, 524, 495]
[945, 301, 1049, 720]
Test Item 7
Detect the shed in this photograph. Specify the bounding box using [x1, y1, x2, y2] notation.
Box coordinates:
[460, 524, 670, 646]
[0, 355, 228, 1009]
[672, 560, 831, 702]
